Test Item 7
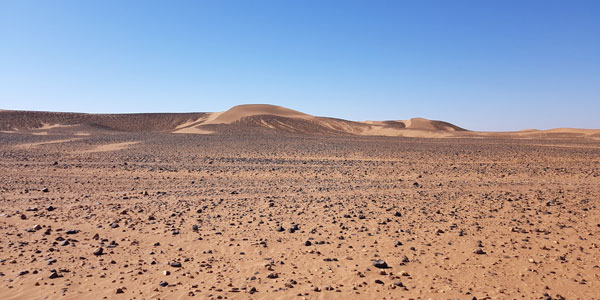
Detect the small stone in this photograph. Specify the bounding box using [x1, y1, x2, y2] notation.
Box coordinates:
[159, 281, 168, 287]
[474, 248, 486, 255]
[169, 262, 182, 268]
[304, 240, 312, 246]
[372, 260, 388, 269]
[115, 288, 124, 294]
[93, 247, 104, 256]
[393, 281, 404, 287]
[49, 271, 61, 279]
[42, 188, 49, 192]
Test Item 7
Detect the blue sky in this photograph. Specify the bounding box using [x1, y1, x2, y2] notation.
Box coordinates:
[1, 0, 599, 130]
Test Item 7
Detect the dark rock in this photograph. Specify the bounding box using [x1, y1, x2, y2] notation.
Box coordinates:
[474, 248, 486, 255]
[393, 281, 404, 287]
[372, 260, 388, 269]
[93, 247, 103, 256]
[49, 270, 61, 279]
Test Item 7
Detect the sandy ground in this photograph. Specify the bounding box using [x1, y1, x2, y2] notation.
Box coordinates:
[0, 129, 599, 300]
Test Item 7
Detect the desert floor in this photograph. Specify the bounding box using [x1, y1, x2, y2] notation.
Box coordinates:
[0, 131, 598, 300]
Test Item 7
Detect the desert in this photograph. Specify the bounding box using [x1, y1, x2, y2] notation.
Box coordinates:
[0, 105, 598, 300]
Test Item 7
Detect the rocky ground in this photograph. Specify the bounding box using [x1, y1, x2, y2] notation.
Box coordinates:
[0, 131, 599, 300]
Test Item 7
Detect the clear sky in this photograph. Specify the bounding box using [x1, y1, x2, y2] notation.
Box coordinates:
[1, 0, 599, 130]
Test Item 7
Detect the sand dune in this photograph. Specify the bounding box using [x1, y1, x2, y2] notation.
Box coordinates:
[400, 117, 465, 131]
[545, 128, 600, 135]
[0, 104, 597, 139]
[203, 104, 314, 125]
[0, 110, 208, 132]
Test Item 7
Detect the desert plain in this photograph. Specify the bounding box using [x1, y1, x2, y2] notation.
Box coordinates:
[0, 105, 599, 300]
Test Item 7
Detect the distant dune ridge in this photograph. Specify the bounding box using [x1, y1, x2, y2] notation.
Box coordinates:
[1, 104, 598, 138]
